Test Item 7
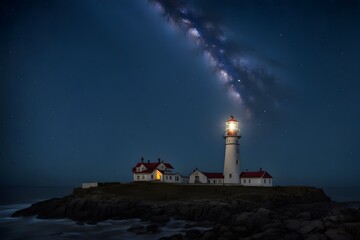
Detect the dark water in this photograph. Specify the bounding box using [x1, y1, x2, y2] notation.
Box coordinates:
[323, 186, 360, 203]
[0, 186, 210, 240]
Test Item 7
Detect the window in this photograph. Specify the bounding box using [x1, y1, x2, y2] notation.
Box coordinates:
[229, 174, 232, 178]
[142, 175, 145, 179]
[169, 176, 172, 180]
[236, 160, 239, 165]
[208, 179, 210, 183]
[137, 175, 140, 180]
[175, 176, 179, 181]
[151, 175, 153, 179]
[249, 179, 251, 183]
[243, 179, 246, 183]
[264, 179, 266, 183]
[213, 180, 216, 184]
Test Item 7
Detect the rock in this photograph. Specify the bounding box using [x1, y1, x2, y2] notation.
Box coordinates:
[231, 226, 247, 234]
[127, 224, 146, 234]
[146, 223, 159, 233]
[298, 220, 324, 234]
[246, 213, 270, 232]
[250, 232, 263, 240]
[305, 233, 327, 240]
[150, 215, 170, 224]
[185, 229, 202, 239]
[200, 230, 216, 240]
[297, 212, 311, 221]
[232, 212, 252, 225]
[325, 229, 353, 240]
[326, 215, 339, 223]
[256, 208, 272, 215]
[261, 219, 282, 231]
[159, 233, 183, 240]
[216, 225, 230, 234]
[284, 232, 302, 240]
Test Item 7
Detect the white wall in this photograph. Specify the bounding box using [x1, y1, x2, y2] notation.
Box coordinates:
[208, 178, 223, 184]
[223, 136, 240, 184]
[134, 173, 152, 181]
[240, 178, 272, 187]
[189, 171, 208, 184]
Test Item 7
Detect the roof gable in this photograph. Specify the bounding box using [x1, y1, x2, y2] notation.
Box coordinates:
[203, 172, 224, 178]
[240, 171, 272, 178]
[132, 161, 174, 173]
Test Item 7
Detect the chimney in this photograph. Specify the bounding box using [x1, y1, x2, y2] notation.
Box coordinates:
[246, 169, 248, 172]
[147, 160, 150, 163]
[158, 158, 161, 163]
[260, 168, 262, 172]
[141, 157, 144, 163]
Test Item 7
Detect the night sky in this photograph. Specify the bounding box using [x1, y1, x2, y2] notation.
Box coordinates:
[1, 0, 359, 188]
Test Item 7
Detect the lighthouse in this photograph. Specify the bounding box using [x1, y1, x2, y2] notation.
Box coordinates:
[223, 115, 241, 184]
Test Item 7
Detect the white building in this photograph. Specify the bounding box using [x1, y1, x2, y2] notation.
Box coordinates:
[223, 116, 241, 184]
[132, 158, 185, 183]
[189, 170, 224, 184]
[240, 169, 273, 187]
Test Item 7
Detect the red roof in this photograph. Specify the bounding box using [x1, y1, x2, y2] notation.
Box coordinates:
[203, 172, 224, 178]
[240, 171, 272, 178]
[132, 161, 174, 173]
[227, 115, 238, 122]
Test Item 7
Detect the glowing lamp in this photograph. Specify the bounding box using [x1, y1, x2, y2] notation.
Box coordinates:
[225, 115, 239, 135]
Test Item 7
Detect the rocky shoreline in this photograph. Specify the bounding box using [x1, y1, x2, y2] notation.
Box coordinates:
[12, 183, 360, 239]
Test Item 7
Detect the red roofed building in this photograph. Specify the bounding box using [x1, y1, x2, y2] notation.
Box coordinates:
[240, 169, 273, 186]
[132, 158, 187, 183]
[189, 169, 224, 184]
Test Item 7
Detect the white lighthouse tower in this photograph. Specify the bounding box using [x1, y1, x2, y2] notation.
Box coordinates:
[223, 115, 241, 184]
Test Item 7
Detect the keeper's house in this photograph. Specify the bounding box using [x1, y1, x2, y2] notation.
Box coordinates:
[240, 169, 273, 187]
[132, 158, 186, 183]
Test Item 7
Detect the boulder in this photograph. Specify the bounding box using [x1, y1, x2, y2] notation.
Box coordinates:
[127, 224, 146, 234]
[325, 229, 353, 240]
[297, 212, 311, 221]
[298, 220, 324, 235]
[146, 223, 159, 233]
[305, 233, 327, 240]
[159, 233, 183, 240]
[185, 229, 202, 239]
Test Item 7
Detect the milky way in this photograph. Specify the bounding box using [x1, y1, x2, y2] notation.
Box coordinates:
[149, 0, 287, 119]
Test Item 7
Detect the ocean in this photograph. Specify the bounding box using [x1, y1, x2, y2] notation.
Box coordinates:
[0, 186, 359, 239]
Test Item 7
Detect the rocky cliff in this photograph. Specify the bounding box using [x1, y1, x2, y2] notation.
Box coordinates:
[12, 183, 360, 239]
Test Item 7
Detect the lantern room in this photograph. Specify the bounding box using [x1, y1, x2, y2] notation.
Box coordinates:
[225, 115, 239, 136]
